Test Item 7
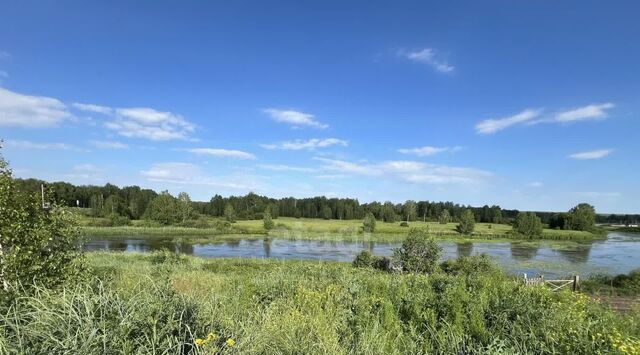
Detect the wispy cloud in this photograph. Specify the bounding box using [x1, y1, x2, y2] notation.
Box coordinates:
[575, 191, 621, 198]
[257, 164, 316, 172]
[262, 108, 328, 129]
[0, 88, 72, 128]
[398, 48, 454, 73]
[74, 103, 196, 141]
[3, 139, 83, 151]
[568, 149, 613, 160]
[72, 103, 113, 115]
[397, 145, 462, 156]
[555, 103, 614, 122]
[528, 181, 543, 188]
[186, 148, 256, 160]
[89, 140, 129, 149]
[475, 103, 615, 135]
[475, 109, 542, 135]
[315, 158, 492, 185]
[261, 138, 348, 151]
[141, 162, 255, 189]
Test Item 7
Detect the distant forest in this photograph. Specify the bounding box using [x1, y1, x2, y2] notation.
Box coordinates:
[13, 178, 640, 225]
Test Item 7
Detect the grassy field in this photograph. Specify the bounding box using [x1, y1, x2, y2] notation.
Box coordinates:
[79, 216, 603, 241]
[2, 252, 638, 354]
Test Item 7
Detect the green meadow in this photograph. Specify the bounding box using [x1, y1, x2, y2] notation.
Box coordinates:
[2, 252, 638, 354]
[79, 216, 602, 242]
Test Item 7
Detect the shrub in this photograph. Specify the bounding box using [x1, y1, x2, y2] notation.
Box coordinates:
[513, 212, 543, 238]
[456, 209, 476, 235]
[144, 192, 181, 225]
[400, 221, 409, 227]
[440, 254, 497, 276]
[108, 213, 131, 226]
[0, 153, 85, 292]
[263, 211, 275, 231]
[565, 203, 596, 231]
[438, 209, 451, 224]
[353, 250, 376, 268]
[224, 204, 236, 223]
[394, 227, 441, 274]
[362, 212, 376, 233]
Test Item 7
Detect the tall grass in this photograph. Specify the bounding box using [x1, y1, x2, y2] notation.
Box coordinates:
[1, 252, 638, 354]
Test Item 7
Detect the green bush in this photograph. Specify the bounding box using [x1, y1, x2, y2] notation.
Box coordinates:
[513, 212, 543, 238]
[263, 211, 275, 230]
[456, 209, 476, 235]
[399, 221, 409, 227]
[394, 227, 441, 274]
[440, 254, 497, 276]
[362, 212, 376, 233]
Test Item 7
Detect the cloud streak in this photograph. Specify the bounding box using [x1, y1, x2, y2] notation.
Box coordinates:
[397, 145, 462, 156]
[186, 148, 256, 160]
[568, 149, 613, 160]
[475, 103, 615, 135]
[261, 138, 347, 151]
[262, 108, 328, 129]
[141, 162, 256, 189]
[399, 48, 454, 73]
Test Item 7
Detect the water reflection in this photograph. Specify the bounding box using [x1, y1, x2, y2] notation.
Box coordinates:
[556, 244, 592, 263]
[510, 243, 539, 262]
[456, 242, 473, 258]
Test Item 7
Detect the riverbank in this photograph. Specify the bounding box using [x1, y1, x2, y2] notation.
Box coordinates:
[2, 252, 638, 353]
[80, 216, 604, 241]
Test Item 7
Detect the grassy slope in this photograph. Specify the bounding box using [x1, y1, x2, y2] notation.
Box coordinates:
[80, 216, 602, 241]
[3, 252, 637, 354]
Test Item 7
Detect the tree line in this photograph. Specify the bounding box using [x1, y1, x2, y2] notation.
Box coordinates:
[13, 178, 639, 225]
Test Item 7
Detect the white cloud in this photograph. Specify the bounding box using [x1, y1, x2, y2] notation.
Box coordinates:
[106, 107, 195, 141]
[257, 164, 316, 173]
[528, 181, 543, 188]
[187, 148, 256, 160]
[475, 109, 541, 135]
[141, 162, 255, 189]
[555, 103, 614, 122]
[568, 149, 613, 160]
[3, 139, 81, 151]
[72, 102, 113, 115]
[475, 103, 615, 134]
[315, 158, 491, 185]
[261, 138, 348, 151]
[0, 88, 72, 128]
[397, 145, 462, 156]
[262, 108, 328, 129]
[89, 140, 129, 149]
[399, 48, 454, 73]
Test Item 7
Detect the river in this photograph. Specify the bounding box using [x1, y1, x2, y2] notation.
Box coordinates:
[84, 232, 640, 278]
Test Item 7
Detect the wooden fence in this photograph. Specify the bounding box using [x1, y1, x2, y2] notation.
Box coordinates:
[523, 273, 580, 292]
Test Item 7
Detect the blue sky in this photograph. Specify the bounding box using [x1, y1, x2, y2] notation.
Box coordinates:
[1, 1, 639, 213]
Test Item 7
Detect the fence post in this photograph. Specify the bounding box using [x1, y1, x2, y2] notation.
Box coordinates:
[572, 275, 580, 292]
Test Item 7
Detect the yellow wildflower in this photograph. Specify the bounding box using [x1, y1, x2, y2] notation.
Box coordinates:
[226, 338, 235, 347]
[194, 338, 205, 346]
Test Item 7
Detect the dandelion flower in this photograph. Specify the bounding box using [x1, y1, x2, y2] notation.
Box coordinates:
[226, 338, 235, 347]
[195, 338, 205, 346]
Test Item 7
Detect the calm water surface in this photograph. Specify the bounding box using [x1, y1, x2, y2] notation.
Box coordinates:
[85, 232, 640, 278]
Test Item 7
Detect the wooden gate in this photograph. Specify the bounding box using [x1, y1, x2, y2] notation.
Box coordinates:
[523, 274, 580, 292]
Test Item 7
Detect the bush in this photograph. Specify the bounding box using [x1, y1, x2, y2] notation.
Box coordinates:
[263, 211, 275, 231]
[394, 227, 441, 274]
[362, 212, 376, 233]
[456, 209, 476, 235]
[399, 221, 409, 227]
[108, 213, 131, 226]
[513, 212, 543, 238]
[440, 255, 497, 276]
[0, 153, 85, 292]
[144, 192, 181, 225]
[438, 209, 451, 224]
[353, 250, 376, 268]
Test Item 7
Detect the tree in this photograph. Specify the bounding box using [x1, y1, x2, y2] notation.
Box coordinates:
[382, 202, 397, 223]
[363, 212, 376, 233]
[321, 205, 332, 220]
[403, 200, 417, 222]
[456, 209, 476, 235]
[438, 209, 451, 224]
[565, 203, 596, 231]
[263, 210, 274, 230]
[0, 151, 84, 291]
[513, 212, 543, 238]
[224, 203, 236, 223]
[177, 192, 194, 223]
[394, 227, 441, 273]
[145, 192, 180, 225]
[102, 195, 126, 217]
